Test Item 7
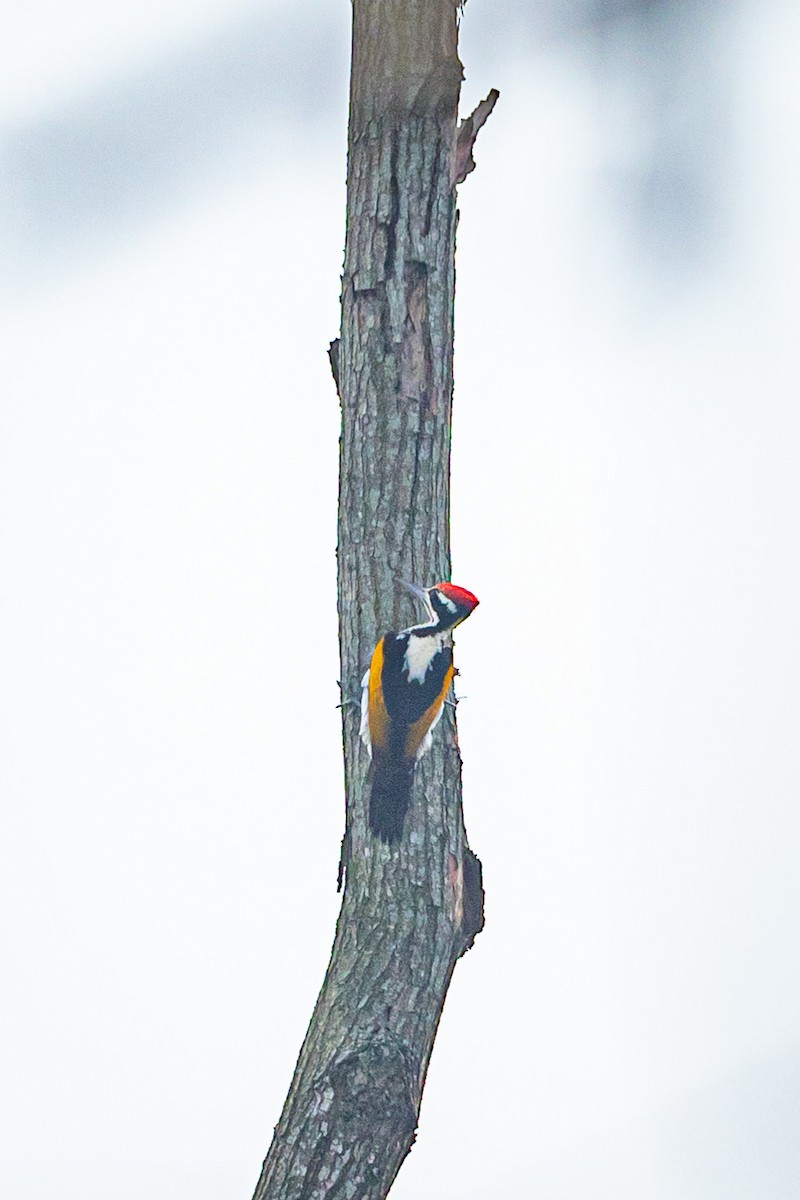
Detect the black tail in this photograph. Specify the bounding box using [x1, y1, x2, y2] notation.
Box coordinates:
[368, 750, 414, 843]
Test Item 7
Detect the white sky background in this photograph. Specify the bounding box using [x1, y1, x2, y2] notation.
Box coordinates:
[2, 1, 799, 1198]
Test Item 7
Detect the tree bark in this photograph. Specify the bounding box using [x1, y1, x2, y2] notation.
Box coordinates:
[251, 4, 494, 1197]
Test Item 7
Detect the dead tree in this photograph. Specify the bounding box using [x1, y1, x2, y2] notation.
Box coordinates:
[251, 3, 497, 1196]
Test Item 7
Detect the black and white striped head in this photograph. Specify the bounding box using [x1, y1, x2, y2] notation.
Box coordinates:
[398, 579, 480, 632]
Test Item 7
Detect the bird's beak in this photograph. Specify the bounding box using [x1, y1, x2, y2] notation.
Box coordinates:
[394, 577, 428, 606]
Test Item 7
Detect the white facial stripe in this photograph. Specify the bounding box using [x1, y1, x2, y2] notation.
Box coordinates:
[437, 590, 458, 613]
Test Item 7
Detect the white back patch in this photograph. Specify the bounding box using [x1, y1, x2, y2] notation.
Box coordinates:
[403, 631, 447, 683]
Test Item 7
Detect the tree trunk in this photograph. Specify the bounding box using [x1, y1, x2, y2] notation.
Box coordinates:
[251, 4, 495, 1196]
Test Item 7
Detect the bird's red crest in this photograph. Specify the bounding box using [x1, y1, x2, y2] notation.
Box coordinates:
[434, 582, 479, 612]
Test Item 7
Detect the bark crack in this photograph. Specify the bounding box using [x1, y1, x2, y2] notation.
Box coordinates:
[384, 132, 401, 280]
[423, 140, 442, 236]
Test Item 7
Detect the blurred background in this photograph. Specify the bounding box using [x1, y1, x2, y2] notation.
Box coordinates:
[2, 1, 799, 1197]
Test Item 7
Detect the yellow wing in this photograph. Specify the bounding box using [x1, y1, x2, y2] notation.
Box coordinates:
[404, 662, 454, 759]
[367, 637, 391, 752]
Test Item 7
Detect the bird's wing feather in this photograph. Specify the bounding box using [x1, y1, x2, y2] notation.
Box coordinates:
[364, 637, 391, 752]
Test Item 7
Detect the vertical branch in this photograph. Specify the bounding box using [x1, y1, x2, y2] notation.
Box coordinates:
[251, 4, 495, 1197]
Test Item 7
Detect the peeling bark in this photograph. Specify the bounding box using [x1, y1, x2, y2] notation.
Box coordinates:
[251, 4, 496, 1197]
[454, 88, 500, 184]
[328, 338, 341, 400]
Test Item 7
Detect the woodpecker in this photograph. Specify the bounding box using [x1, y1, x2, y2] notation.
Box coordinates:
[360, 579, 479, 843]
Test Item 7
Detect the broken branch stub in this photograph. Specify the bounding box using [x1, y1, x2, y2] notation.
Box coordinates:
[453, 87, 500, 185]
